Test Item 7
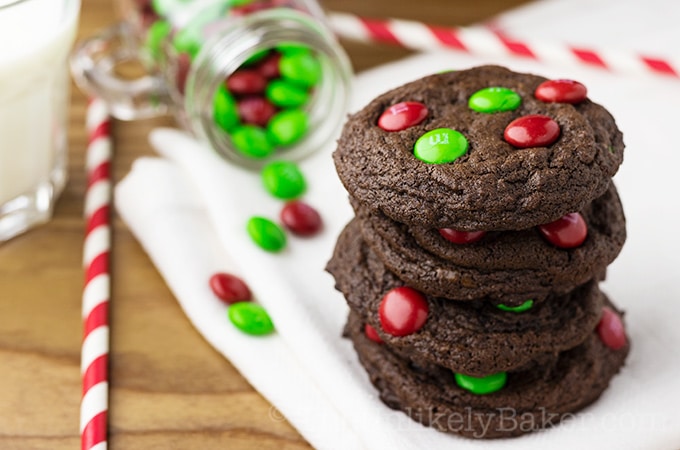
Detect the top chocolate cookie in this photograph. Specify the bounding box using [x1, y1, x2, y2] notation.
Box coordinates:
[333, 65, 624, 231]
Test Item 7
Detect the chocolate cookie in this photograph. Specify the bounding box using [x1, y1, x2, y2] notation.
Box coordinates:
[333, 65, 624, 231]
[328, 220, 605, 376]
[354, 183, 625, 304]
[345, 308, 629, 439]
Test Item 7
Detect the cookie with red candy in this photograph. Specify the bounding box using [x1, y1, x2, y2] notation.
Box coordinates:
[349, 184, 625, 304]
[333, 65, 624, 231]
[344, 306, 628, 439]
[327, 65, 630, 440]
[327, 220, 608, 377]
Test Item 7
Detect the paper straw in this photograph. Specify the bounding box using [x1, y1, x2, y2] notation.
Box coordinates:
[81, 98, 112, 450]
[328, 12, 680, 79]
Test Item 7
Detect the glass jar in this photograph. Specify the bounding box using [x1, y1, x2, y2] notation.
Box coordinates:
[71, 0, 352, 168]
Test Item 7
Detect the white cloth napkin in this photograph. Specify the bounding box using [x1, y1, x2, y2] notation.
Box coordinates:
[115, 0, 680, 448]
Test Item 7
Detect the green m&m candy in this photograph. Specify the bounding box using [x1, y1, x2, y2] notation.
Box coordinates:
[261, 161, 306, 200]
[267, 109, 308, 147]
[213, 85, 239, 133]
[247, 216, 287, 252]
[172, 29, 200, 59]
[145, 20, 172, 60]
[228, 302, 275, 335]
[230, 125, 274, 159]
[454, 372, 507, 395]
[413, 128, 468, 164]
[468, 87, 522, 113]
[266, 79, 309, 108]
[497, 299, 534, 313]
[279, 52, 321, 88]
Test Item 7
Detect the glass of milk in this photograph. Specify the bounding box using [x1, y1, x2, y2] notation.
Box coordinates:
[0, 0, 80, 242]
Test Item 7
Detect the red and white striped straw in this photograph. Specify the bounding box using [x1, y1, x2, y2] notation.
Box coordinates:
[328, 12, 680, 79]
[81, 98, 113, 450]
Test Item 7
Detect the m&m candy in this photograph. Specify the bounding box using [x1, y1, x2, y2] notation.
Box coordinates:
[413, 128, 468, 164]
[279, 51, 322, 87]
[497, 299, 534, 313]
[256, 52, 282, 79]
[439, 228, 486, 244]
[280, 201, 322, 236]
[228, 302, 275, 335]
[237, 96, 276, 127]
[379, 286, 429, 337]
[538, 212, 587, 249]
[377, 101, 428, 132]
[247, 216, 287, 252]
[364, 324, 383, 344]
[535, 79, 587, 104]
[213, 85, 239, 133]
[265, 79, 309, 108]
[454, 372, 507, 395]
[468, 87, 521, 113]
[226, 69, 267, 95]
[267, 109, 308, 147]
[230, 125, 274, 158]
[145, 20, 171, 60]
[261, 161, 306, 200]
[597, 307, 627, 350]
[504, 114, 560, 148]
[209, 272, 252, 304]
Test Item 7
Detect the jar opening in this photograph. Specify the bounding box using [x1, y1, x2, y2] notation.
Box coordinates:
[185, 8, 352, 169]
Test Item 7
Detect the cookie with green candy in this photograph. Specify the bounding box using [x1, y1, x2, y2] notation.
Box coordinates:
[344, 307, 628, 439]
[333, 65, 624, 231]
[327, 65, 630, 440]
[327, 219, 607, 377]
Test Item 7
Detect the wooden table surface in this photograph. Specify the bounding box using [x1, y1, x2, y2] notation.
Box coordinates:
[0, 0, 529, 448]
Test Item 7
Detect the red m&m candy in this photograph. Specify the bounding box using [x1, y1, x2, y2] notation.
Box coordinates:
[237, 96, 277, 127]
[439, 228, 486, 244]
[504, 114, 560, 148]
[226, 69, 267, 95]
[256, 52, 282, 79]
[538, 212, 587, 249]
[378, 101, 428, 131]
[535, 79, 587, 104]
[209, 272, 252, 304]
[379, 286, 429, 337]
[280, 200, 323, 236]
[364, 324, 383, 344]
[597, 306, 627, 350]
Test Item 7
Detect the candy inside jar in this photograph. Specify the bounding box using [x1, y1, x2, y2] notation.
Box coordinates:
[75, 0, 352, 167]
[208, 43, 321, 158]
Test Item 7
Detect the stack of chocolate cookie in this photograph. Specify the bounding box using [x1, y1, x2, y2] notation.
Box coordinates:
[327, 66, 630, 439]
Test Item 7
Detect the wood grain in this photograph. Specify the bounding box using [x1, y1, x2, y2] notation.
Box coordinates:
[0, 0, 529, 448]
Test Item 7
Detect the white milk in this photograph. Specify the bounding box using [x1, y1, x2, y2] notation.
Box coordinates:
[0, 0, 78, 212]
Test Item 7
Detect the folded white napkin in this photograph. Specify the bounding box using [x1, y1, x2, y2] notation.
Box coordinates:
[115, 0, 680, 448]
